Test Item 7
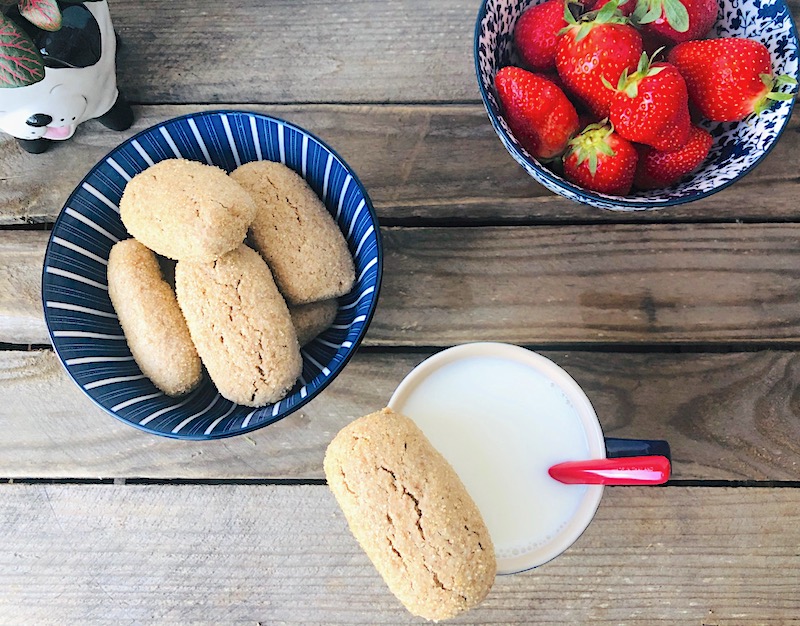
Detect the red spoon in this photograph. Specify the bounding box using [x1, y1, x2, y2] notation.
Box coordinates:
[548, 455, 671, 485]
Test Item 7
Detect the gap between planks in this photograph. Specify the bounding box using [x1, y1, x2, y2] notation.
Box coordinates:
[5, 477, 800, 488]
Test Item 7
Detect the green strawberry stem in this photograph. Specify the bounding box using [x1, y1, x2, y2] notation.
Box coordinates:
[562, 0, 628, 41]
[632, 0, 689, 32]
[601, 49, 665, 98]
[754, 72, 799, 115]
[565, 120, 617, 176]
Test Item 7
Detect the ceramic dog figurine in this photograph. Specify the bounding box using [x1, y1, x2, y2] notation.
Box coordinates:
[0, 0, 133, 154]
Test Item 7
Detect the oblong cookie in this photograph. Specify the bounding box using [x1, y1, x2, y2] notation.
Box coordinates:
[324, 408, 496, 622]
[107, 239, 202, 396]
[175, 244, 302, 407]
[230, 161, 355, 304]
[289, 299, 338, 346]
[120, 158, 257, 261]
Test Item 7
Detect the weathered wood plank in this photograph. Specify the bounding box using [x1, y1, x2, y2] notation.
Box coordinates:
[2, 349, 800, 481]
[1, 105, 798, 226]
[376, 223, 800, 345]
[6, 224, 800, 347]
[1, 484, 799, 623]
[109, 0, 478, 104]
[107, 0, 800, 104]
[0, 231, 47, 345]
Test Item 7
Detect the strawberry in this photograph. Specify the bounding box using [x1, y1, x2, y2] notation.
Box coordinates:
[607, 52, 690, 151]
[563, 120, 638, 195]
[634, 124, 712, 189]
[494, 66, 580, 159]
[555, 0, 643, 117]
[633, 0, 717, 44]
[514, 0, 569, 71]
[587, 0, 636, 17]
[668, 38, 798, 122]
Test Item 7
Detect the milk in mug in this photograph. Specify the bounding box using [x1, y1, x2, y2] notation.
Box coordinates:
[388, 343, 605, 574]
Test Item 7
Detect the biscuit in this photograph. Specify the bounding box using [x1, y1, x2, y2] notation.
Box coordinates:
[120, 159, 257, 262]
[289, 299, 338, 346]
[174, 244, 302, 407]
[230, 161, 355, 304]
[107, 239, 202, 396]
[324, 408, 496, 621]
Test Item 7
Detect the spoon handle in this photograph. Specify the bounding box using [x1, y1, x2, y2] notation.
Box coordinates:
[548, 455, 671, 485]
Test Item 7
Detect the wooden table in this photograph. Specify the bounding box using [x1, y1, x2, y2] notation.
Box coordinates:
[2, 1, 800, 623]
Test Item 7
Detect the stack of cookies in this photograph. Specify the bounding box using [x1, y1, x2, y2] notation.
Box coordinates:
[109, 158, 355, 407]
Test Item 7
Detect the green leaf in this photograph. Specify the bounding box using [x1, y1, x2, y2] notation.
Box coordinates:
[595, 0, 619, 23]
[631, 0, 651, 23]
[775, 74, 798, 87]
[602, 75, 616, 92]
[662, 0, 689, 32]
[0, 12, 45, 88]
[563, 2, 577, 25]
[636, 51, 648, 73]
[575, 23, 592, 42]
[18, 0, 62, 32]
[584, 120, 610, 133]
[597, 142, 616, 157]
[588, 150, 598, 176]
[760, 73, 774, 87]
[638, 0, 663, 25]
[615, 69, 628, 91]
[765, 92, 794, 101]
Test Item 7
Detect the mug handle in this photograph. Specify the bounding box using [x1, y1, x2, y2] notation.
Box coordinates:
[604, 437, 671, 462]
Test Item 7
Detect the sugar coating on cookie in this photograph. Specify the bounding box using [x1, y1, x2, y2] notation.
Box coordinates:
[324, 408, 496, 622]
[175, 244, 302, 407]
[107, 238, 202, 396]
[230, 161, 355, 304]
[120, 158, 257, 262]
[289, 299, 338, 346]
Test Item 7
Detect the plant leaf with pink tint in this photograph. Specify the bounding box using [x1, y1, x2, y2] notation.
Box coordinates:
[0, 12, 45, 88]
[19, 0, 62, 32]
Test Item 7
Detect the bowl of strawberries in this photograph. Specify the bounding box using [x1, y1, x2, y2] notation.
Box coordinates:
[475, 0, 799, 210]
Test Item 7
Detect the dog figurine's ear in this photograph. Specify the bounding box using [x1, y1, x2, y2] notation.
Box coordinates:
[0, 0, 133, 154]
[37, 4, 103, 69]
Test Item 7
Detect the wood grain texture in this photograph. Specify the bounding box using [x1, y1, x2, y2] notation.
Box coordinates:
[375, 223, 800, 346]
[9, 224, 800, 346]
[2, 349, 800, 481]
[1, 105, 798, 226]
[108, 0, 800, 105]
[0, 231, 47, 344]
[1, 484, 799, 624]
[109, 0, 477, 104]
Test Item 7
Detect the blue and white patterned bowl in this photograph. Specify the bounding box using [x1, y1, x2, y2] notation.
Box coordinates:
[42, 110, 382, 439]
[475, 0, 799, 210]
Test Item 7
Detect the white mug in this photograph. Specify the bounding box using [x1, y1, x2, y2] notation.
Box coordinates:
[388, 342, 669, 574]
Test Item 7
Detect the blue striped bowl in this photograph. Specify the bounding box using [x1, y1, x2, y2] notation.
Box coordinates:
[42, 110, 382, 439]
